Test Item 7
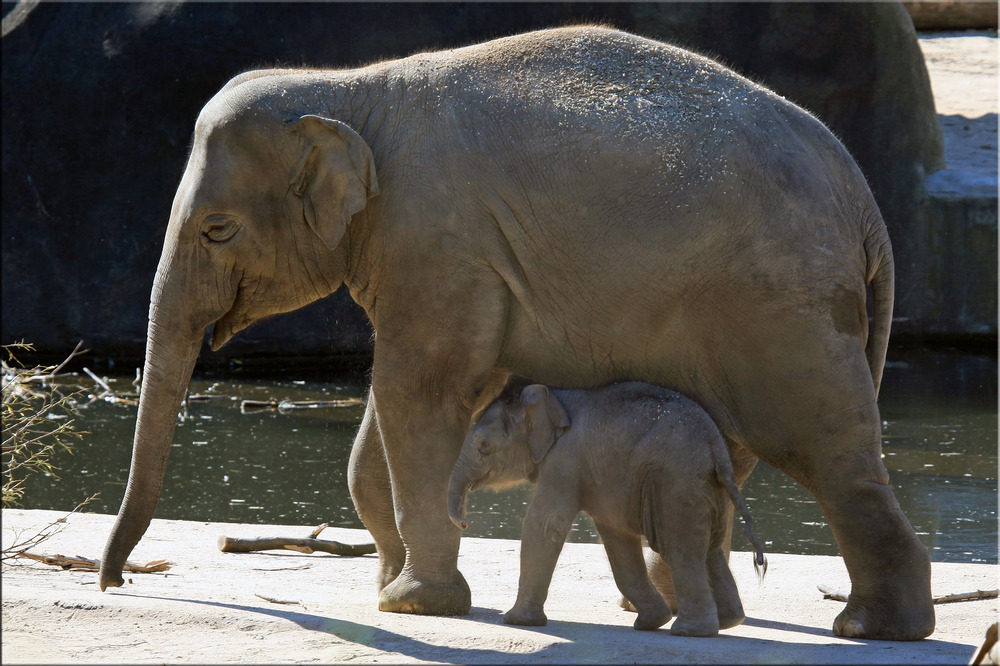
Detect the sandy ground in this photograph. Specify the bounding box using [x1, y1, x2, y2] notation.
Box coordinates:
[3, 30, 997, 666]
[2, 510, 997, 664]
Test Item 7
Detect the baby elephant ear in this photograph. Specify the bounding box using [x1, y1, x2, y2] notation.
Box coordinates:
[521, 384, 571, 464]
[288, 115, 379, 250]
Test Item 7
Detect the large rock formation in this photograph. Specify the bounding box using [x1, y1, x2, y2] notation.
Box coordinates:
[2, 2, 966, 368]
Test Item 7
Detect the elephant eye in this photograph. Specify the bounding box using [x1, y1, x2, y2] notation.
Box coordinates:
[203, 215, 240, 243]
[477, 439, 492, 456]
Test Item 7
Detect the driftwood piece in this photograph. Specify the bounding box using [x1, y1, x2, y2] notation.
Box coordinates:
[933, 589, 999, 604]
[17, 552, 170, 573]
[239, 397, 364, 413]
[218, 535, 376, 556]
[819, 584, 998, 605]
[254, 593, 302, 605]
[186, 394, 231, 402]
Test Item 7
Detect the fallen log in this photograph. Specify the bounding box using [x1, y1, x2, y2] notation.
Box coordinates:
[218, 535, 376, 556]
[819, 584, 998, 605]
[239, 397, 364, 413]
[18, 552, 170, 573]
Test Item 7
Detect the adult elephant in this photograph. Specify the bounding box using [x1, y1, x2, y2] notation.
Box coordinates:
[99, 26, 933, 640]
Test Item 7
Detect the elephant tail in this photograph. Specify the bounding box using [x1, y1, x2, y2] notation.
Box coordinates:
[864, 217, 895, 399]
[712, 443, 767, 582]
[720, 470, 767, 583]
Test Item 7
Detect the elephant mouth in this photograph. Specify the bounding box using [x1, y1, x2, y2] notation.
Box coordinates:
[210, 308, 249, 351]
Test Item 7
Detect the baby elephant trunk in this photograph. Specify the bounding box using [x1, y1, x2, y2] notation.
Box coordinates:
[447, 455, 478, 531]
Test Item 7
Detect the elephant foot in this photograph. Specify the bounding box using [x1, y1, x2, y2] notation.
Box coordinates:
[633, 599, 672, 631]
[374, 558, 402, 593]
[714, 591, 745, 630]
[619, 595, 637, 613]
[504, 603, 547, 626]
[717, 605, 746, 631]
[670, 614, 720, 638]
[833, 596, 934, 641]
[377, 570, 471, 616]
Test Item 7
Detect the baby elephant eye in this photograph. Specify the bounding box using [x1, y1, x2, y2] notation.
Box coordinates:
[202, 215, 240, 243]
[477, 439, 493, 456]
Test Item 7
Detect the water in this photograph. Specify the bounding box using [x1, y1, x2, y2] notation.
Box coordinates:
[12, 349, 997, 564]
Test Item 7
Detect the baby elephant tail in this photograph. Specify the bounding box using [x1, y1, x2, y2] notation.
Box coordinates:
[726, 475, 768, 582]
[714, 456, 767, 582]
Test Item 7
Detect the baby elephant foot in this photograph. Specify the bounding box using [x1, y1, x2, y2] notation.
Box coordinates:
[670, 614, 720, 637]
[504, 604, 547, 626]
[633, 598, 672, 631]
[619, 595, 637, 612]
[715, 595, 746, 630]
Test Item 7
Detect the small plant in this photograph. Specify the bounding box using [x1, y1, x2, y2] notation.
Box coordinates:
[2, 341, 97, 560]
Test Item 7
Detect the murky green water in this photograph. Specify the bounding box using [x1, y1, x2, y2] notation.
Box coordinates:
[13, 349, 997, 563]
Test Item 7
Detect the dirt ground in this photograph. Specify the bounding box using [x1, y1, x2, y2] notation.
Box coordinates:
[3, 30, 997, 666]
[2, 510, 997, 664]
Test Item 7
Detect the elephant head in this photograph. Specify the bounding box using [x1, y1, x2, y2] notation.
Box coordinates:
[447, 384, 571, 530]
[99, 80, 378, 591]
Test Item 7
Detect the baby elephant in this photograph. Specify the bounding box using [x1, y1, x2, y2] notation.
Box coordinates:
[448, 380, 765, 637]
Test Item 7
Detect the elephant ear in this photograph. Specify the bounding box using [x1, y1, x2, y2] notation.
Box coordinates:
[288, 115, 379, 250]
[521, 384, 571, 464]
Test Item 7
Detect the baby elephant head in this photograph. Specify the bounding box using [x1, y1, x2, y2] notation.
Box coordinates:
[447, 384, 571, 530]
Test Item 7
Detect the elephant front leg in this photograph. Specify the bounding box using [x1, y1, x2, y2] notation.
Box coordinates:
[348, 389, 405, 592]
[368, 277, 508, 616]
[372, 387, 474, 615]
[504, 493, 577, 627]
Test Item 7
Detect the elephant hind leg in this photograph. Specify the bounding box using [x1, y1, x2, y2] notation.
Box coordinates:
[786, 401, 933, 641]
[633, 445, 757, 619]
[597, 524, 672, 631]
[720, 327, 933, 640]
[706, 546, 745, 630]
[619, 548, 678, 615]
[348, 390, 405, 592]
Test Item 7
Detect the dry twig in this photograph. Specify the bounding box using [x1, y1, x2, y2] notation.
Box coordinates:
[254, 593, 302, 605]
[17, 551, 171, 573]
[2, 495, 98, 561]
[818, 584, 998, 605]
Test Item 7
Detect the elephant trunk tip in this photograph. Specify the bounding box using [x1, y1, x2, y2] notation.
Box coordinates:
[449, 514, 469, 531]
[98, 570, 124, 592]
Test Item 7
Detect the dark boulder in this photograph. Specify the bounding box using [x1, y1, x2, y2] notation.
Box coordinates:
[1, 2, 954, 368]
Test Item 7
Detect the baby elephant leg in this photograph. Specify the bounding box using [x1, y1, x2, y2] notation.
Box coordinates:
[657, 504, 720, 637]
[707, 545, 746, 629]
[598, 524, 672, 631]
[504, 494, 576, 626]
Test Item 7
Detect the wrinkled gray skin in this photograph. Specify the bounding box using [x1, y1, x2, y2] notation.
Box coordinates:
[448, 381, 767, 637]
[98, 26, 933, 640]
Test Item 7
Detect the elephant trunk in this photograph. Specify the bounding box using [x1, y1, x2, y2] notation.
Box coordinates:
[447, 452, 480, 531]
[99, 301, 204, 591]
